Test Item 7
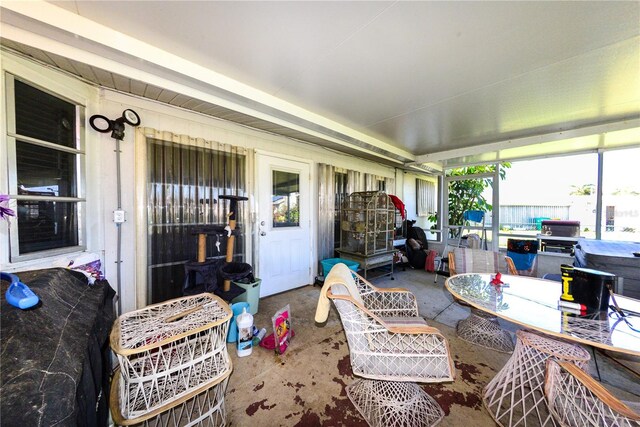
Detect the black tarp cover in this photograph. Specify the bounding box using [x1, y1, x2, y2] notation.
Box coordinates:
[1, 268, 115, 427]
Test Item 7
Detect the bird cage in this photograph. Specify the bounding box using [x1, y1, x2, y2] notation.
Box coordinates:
[339, 191, 395, 256]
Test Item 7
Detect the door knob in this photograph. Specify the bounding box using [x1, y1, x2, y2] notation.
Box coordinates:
[260, 231, 267, 236]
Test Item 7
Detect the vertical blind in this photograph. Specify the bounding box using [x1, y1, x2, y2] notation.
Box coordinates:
[317, 164, 335, 262]
[385, 177, 395, 195]
[318, 166, 395, 262]
[346, 170, 362, 195]
[334, 171, 348, 250]
[364, 173, 388, 192]
[416, 178, 436, 217]
[146, 130, 247, 303]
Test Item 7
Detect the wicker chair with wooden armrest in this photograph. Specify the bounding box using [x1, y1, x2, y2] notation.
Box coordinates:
[545, 359, 640, 427]
[315, 263, 455, 426]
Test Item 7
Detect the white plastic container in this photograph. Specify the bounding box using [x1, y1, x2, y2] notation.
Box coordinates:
[236, 307, 253, 357]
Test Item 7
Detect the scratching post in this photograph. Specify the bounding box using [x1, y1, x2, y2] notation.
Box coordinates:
[224, 212, 235, 291]
[197, 233, 207, 263]
[218, 195, 248, 292]
[183, 226, 227, 296]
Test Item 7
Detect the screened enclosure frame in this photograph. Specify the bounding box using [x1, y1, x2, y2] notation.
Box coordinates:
[441, 169, 500, 252]
[437, 147, 640, 249]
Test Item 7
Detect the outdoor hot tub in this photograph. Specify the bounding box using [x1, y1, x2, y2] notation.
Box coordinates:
[574, 238, 640, 299]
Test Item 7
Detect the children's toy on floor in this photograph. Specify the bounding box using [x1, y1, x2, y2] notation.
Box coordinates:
[259, 305, 293, 355]
[2, 272, 39, 309]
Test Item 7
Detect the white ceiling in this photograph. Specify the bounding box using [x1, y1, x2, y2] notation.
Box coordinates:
[2, 1, 640, 169]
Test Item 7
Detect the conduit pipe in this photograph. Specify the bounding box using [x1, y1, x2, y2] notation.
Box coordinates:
[89, 109, 141, 315]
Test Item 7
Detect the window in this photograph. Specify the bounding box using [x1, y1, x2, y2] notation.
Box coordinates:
[272, 170, 300, 227]
[497, 154, 597, 249]
[601, 148, 640, 241]
[485, 148, 640, 247]
[5, 74, 85, 260]
[416, 178, 436, 217]
[443, 149, 640, 251]
[444, 173, 494, 247]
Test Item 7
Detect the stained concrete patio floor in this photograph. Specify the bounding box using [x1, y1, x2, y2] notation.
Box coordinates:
[225, 267, 640, 426]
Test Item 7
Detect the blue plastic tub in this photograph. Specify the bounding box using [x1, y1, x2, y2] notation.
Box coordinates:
[320, 258, 359, 277]
[533, 217, 551, 230]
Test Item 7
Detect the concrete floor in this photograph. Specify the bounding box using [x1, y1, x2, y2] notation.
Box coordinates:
[225, 267, 640, 426]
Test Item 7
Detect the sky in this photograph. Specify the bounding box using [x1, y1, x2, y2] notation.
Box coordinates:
[499, 148, 640, 205]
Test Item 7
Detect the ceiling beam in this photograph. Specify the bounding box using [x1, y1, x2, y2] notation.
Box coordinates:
[414, 118, 640, 164]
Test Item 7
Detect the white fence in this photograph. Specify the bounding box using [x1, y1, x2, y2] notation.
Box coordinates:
[498, 205, 571, 230]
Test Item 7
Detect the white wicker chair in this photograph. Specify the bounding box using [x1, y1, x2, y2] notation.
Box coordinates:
[483, 330, 591, 427]
[448, 247, 515, 353]
[315, 263, 454, 426]
[545, 359, 640, 427]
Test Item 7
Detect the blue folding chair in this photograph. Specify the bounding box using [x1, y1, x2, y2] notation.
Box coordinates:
[506, 238, 539, 276]
[463, 210, 487, 250]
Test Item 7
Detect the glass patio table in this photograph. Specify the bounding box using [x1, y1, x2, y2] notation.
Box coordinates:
[444, 273, 640, 356]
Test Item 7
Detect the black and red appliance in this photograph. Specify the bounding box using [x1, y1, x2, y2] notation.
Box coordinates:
[540, 220, 580, 253]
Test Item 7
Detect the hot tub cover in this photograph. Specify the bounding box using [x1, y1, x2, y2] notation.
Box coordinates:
[574, 238, 640, 299]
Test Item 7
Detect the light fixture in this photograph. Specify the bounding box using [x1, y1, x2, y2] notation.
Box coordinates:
[89, 109, 141, 140]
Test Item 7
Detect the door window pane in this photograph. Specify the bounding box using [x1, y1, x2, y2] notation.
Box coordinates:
[273, 170, 300, 227]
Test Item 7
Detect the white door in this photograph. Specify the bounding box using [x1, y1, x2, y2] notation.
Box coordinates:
[256, 153, 312, 296]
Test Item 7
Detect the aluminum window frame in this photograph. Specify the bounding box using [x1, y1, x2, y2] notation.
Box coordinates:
[442, 169, 499, 251]
[5, 73, 86, 262]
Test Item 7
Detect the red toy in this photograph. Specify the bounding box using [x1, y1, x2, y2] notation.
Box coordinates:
[490, 272, 503, 286]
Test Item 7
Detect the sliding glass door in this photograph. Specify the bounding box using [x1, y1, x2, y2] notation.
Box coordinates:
[147, 136, 246, 303]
